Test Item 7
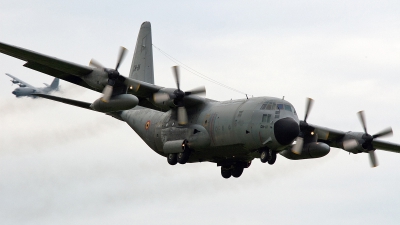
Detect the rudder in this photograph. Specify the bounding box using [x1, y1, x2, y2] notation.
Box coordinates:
[129, 21, 154, 84]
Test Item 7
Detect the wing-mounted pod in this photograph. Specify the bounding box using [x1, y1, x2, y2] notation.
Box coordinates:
[90, 94, 139, 112]
[286, 98, 330, 159]
[280, 142, 330, 160]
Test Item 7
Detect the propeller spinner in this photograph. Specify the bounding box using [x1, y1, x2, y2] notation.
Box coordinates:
[89, 47, 127, 102]
[153, 66, 206, 125]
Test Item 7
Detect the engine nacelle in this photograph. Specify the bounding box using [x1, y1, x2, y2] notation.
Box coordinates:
[340, 132, 367, 153]
[90, 94, 139, 112]
[280, 142, 330, 160]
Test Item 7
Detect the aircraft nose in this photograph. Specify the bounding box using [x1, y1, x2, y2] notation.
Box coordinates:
[12, 91, 16, 95]
[274, 117, 300, 146]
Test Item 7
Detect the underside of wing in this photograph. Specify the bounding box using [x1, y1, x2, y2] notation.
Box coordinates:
[32, 93, 123, 121]
[0, 42, 93, 77]
[373, 140, 400, 153]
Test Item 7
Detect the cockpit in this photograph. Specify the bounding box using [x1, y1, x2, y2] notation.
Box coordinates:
[260, 101, 297, 116]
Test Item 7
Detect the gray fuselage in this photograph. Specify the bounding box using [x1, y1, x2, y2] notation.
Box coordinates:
[121, 97, 299, 163]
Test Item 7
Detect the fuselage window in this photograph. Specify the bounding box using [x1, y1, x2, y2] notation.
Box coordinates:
[262, 114, 271, 123]
[266, 102, 276, 110]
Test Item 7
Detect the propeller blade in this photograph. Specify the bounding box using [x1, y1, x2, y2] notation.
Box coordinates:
[89, 59, 104, 69]
[368, 150, 378, 167]
[153, 92, 171, 103]
[357, 111, 368, 134]
[185, 86, 206, 96]
[101, 85, 113, 103]
[177, 106, 188, 125]
[343, 139, 359, 151]
[304, 98, 314, 122]
[372, 127, 393, 139]
[115, 46, 127, 71]
[291, 137, 304, 154]
[172, 66, 180, 90]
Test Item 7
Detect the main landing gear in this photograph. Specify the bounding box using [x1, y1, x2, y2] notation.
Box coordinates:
[220, 161, 251, 179]
[260, 149, 277, 165]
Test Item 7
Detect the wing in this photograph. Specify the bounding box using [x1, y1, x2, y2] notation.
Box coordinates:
[310, 123, 400, 153]
[0, 42, 208, 111]
[0, 42, 95, 90]
[32, 93, 123, 121]
[5, 73, 34, 88]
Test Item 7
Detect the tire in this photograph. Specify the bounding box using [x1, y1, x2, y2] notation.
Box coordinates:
[231, 166, 244, 178]
[221, 167, 232, 179]
[177, 151, 190, 164]
[260, 150, 269, 163]
[167, 153, 177, 165]
[268, 150, 277, 165]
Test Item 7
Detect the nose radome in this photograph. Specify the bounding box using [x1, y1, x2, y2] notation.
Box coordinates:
[274, 117, 300, 146]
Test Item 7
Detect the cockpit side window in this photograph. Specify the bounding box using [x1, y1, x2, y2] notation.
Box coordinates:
[266, 102, 275, 110]
[284, 104, 292, 112]
[260, 104, 267, 110]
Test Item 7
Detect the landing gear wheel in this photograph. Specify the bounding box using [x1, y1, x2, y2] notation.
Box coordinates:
[167, 153, 177, 165]
[268, 150, 277, 165]
[231, 166, 244, 178]
[177, 151, 190, 164]
[260, 150, 270, 163]
[221, 167, 232, 179]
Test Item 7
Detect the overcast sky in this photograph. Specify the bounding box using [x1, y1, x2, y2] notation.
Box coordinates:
[1, 1, 400, 224]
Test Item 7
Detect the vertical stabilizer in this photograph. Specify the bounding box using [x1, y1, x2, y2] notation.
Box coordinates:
[129, 21, 154, 84]
[50, 78, 59, 89]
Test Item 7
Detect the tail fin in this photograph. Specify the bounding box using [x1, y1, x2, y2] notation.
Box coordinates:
[50, 78, 59, 89]
[129, 21, 154, 84]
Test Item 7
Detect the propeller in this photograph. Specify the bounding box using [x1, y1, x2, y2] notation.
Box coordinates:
[89, 46, 127, 102]
[153, 66, 206, 125]
[292, 98, 314, 154]
[343, 111, 393, 167]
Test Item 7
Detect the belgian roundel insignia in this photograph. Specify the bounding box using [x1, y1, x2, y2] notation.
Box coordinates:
[145, 121, 151, 130]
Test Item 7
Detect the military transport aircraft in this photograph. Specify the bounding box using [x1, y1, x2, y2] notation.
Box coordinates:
[1, 21, 399, 179]
[5, 73, 59, 98]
